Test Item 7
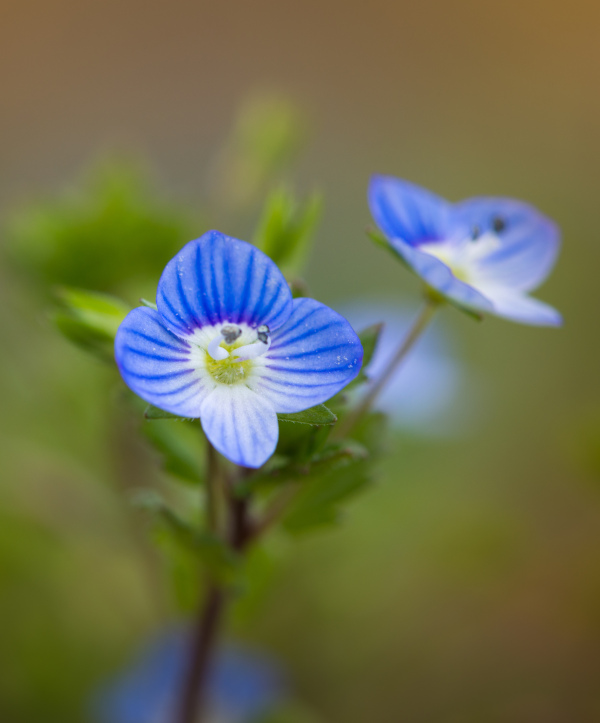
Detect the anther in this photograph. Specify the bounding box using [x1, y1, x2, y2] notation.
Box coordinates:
[257, 325, 270, 344]
[492, 216, 506, 234]
[221, 325, 242, 344]
[231, 325, 271, 362]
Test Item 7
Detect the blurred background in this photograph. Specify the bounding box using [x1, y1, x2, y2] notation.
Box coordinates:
[2, 1, 600, 721]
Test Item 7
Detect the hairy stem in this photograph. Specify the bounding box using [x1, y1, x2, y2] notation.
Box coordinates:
[336, 299, 438, 438]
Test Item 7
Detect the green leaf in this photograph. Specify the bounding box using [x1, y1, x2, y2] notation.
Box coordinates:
[51, 311, 115, 363]
[55, 286, 129, 335]
[236, 439, 367, 499]
[51, 286, 130, 362]
[254, 187, 322, 276]
[277, 404, 337, 426]
[283, 456, 373, 534]
[144, 404, 195, 421]
[6, 158, 197, 293]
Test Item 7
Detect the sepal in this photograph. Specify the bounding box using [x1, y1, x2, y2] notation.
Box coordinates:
[144, 404, 196, 421]
[277, 404, 337, 426]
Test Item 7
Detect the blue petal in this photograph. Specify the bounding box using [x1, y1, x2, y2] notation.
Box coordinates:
[92, 628, 283, 723]
[368, 175, 451, 245]
[252, 298, 363, 413]
[115, 307, 211, 417]
[388, 239, 495, 314]
[209, 647, 284, 720]
[472, 284, 563, 326]
[200, 385, 278, 468]
[451, 197, 561, 291]
[156, 231, 293, 338]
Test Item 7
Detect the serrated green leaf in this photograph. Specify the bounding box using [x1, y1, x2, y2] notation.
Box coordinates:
[274, 417, 334, 470]
[236, 439, 367, 498]
[144, 404, 195, 421]
[277, 404, 336, 426]
[254, 187, 322, 276]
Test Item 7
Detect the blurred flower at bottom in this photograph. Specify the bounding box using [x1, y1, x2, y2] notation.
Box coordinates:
[341, 300, 466, 434]
[92, 628, 285, 723]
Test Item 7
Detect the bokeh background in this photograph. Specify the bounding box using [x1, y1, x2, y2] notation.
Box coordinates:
[2, 1, 600, 721]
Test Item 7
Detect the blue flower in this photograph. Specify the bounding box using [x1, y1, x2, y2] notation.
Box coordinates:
[342, 301, 465, 433]
[115, 231, 363, 468]
[368, 176, 562, 326]
[92, 630, 284, 723]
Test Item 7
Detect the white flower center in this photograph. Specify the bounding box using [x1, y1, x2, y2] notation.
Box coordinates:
[420, 232, 502, 283]
[207, 324, 271, 362]
[189, 323, 271, 386]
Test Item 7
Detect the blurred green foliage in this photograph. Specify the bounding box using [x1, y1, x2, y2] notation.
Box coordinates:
[254, 187, 322, 278]
[6, 160, 197, 295]
[52, 287, 130, 363]
[212, 93, 307, 210]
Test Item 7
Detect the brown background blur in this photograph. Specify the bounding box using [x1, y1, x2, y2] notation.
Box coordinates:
[2, 1, 600, 722]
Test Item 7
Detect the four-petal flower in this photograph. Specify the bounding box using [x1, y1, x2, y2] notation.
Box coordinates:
[368, 175, 562, 326]
[115, 231, 363, 468]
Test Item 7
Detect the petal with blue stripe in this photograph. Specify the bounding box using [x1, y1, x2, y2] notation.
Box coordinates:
[388, 239, 495, 314]
[199, 385, 278, 468]
[115, 307, 212, 417]
[451, 197, 561, 291]
[472, 283, 562, 326]
[156, 231, 293, 338]
[368, 175, 451, 246]
[252, 298, 363, 413]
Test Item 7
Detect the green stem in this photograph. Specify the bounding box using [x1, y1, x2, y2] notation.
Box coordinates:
[336, 299, 438, 438]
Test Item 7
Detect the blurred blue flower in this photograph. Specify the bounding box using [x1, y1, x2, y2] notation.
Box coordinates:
[115, 230, 362, 468]
[93, 629, 284, 723]
[369, 176, 562, 326]
[343, 301, 465, 433]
